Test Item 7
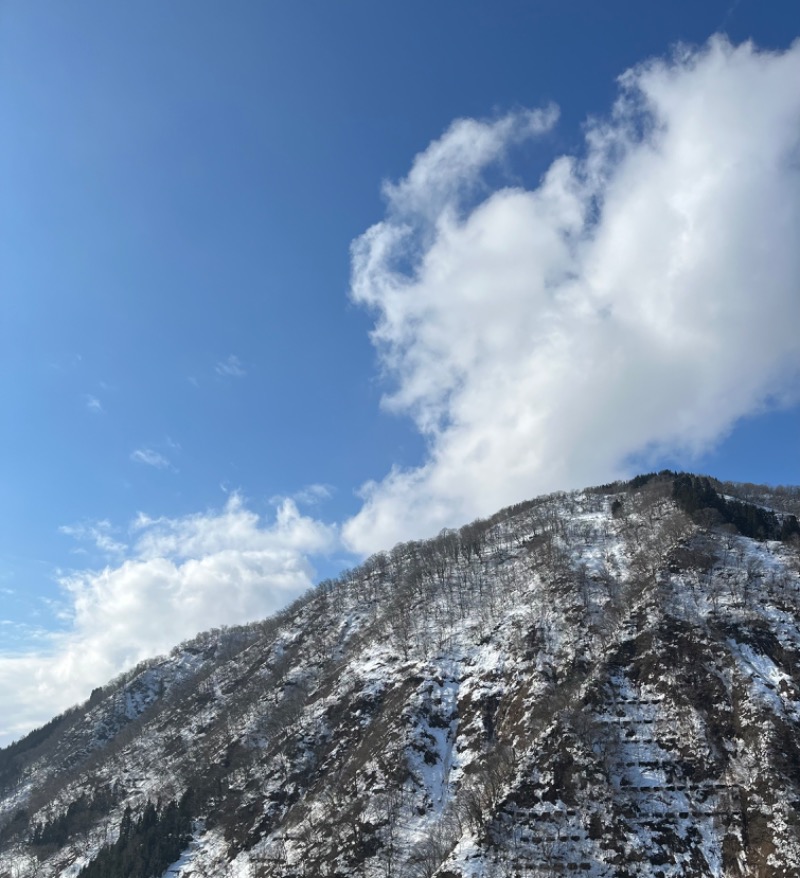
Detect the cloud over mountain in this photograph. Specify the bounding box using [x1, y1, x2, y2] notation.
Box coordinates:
[0, 496, 334, 743]
[344, 36, 800, 554]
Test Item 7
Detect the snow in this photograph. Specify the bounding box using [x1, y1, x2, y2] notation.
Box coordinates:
[4, 481, 800, 876]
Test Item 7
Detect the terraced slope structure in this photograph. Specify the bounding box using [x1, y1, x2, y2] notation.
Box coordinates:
[1, 472, 800, 877]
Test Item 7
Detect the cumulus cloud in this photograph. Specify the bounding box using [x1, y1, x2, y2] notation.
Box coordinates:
[131, 448, 171, 469]
[0, 495, 335, 744]
[381, 106, 558, 221]
[344, 36, 800, 554]
[216, 354, 247, 378]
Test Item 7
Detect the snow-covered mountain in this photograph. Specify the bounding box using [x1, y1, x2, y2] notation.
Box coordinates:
[2, 472, 800, 878]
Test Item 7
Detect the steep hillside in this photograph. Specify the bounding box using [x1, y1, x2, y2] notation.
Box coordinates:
[2, 473, 800, 878]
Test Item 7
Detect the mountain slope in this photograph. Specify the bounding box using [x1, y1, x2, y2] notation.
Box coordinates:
[2, 473, 800, 877]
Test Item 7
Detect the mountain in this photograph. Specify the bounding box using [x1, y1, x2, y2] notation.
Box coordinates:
[2, 472, 800, 878]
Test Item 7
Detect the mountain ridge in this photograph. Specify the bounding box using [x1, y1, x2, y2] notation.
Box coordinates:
[2, 472, 800, 877]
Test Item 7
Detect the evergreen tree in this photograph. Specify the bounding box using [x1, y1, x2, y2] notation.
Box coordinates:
[77, 795, 193, 878]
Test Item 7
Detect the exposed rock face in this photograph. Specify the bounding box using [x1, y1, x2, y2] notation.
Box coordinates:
[2, 473, 800, 877]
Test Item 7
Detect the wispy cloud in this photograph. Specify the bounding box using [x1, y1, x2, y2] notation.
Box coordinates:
[291, 484, 334, 506]
[131, 448, 171, 469]
[0, 495, 336, 744]
[344, 36, 800, 553]
[216, 354, 246, 378]
[58, 520, 127, 557]
[84, 395, 103, 414]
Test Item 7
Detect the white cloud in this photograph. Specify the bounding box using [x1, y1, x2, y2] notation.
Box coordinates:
[84, 395, 103, 414]
[381, 106, 558, 222]
[131, 448, 171, 469]
[59, 519, 127, 557]
[216, 354, 247, 378]
[290, 483, 334, 506]
[344, 36, 800, 554]
[0, 495, 335, 745]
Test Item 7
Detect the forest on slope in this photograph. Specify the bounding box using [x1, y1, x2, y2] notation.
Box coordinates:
[1, 472, 800, 877]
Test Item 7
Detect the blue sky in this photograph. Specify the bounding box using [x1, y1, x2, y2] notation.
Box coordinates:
[2, 1, 800, 742]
